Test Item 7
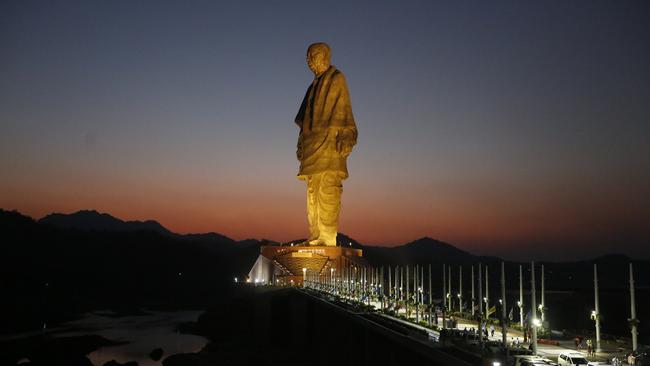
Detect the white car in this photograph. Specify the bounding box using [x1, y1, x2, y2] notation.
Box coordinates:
[514, 355, 540, 366]
[515, 356, 557, 366]
[558, 352, 590, 366]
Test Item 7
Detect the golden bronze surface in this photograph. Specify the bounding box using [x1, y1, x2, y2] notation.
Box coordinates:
[295, 43, 358, 246]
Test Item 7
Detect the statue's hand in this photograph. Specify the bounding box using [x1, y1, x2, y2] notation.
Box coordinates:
[335, 129, 354, 158]
[336, 140, 353, 158]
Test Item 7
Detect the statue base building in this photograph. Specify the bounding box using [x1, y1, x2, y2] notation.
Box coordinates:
[246, 43, 364, 287]
[248, 244, 366, 286]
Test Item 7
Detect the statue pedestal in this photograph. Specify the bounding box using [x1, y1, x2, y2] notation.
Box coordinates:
[248, 245, 365, 286]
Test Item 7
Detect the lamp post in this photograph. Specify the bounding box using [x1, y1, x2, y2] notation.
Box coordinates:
[396, 265, 400, 302]
[485, 266, 489, 320]
[415, 265, 419, 322]
[406, 265, 410, 318]
[388, 265, 392, 304]
[302, 267, 307, 288]
[459, 266, 463, 314]
[380, 266, 384, 310]
[428, 264, 432, 326]
[541, 264, 545, 324]
[501, 261, 508, 362]
[448, 266, 452, 313]
[366, 267, 371, 306]
[400, 266, 404, 301]
[471, 265, 475, 317]
[478, 262, 483, 348]
[591, 267, 601, 353]
[420, 266, 424, 321]
[629, 263, 638, 352]
[519, 265, 524, 328]
[530, 261, 538, 355]
[442, 264, 447, 329]
[394, 265, 399, 302]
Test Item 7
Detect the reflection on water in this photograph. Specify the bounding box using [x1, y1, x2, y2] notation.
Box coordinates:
[59, 310, 208, 366]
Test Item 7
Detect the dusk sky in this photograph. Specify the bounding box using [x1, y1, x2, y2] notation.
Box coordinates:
[1, 1, 648, 260]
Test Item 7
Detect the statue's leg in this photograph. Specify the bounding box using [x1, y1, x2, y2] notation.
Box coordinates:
[306, 174, 321, 243]
[317, 171, 343, 246]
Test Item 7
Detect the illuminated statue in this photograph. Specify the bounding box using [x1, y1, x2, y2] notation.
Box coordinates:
[295, 42, 358, 246]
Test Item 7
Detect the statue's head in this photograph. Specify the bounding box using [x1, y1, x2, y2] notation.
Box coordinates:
[306, 42, 331, 76]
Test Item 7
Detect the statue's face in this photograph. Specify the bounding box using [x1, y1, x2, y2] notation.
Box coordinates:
[306, 48, 329, 76]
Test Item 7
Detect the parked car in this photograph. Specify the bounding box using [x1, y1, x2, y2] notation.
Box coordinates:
[522, 362, 558, 366]
[558, 352, 590, 366]
[515, 355, 557, 366]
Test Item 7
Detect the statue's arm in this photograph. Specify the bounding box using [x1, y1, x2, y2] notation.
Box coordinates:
[336, 128, 357, 157]
[295, 87, 310, 161]
[296, 135, 303, 160]
[331, 73, 357, 157]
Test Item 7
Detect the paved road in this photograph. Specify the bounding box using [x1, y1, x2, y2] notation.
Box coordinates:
[452, 317, 624, 364]
[327, 295, 631, 364]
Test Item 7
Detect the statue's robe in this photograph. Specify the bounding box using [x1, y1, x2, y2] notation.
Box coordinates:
[295, 65, 358, 179]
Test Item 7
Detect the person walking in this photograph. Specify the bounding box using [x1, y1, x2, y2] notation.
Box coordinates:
[490, 324, 495, 338]
[628, 352, 636, 366]
[587, 339, 593, 357]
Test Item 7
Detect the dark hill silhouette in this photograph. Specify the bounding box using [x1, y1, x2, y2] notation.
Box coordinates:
[38, 210, 247, 251]
[39, 210, 172, 235]
[362, 236, 475, 265]
[0, 209, 261, 334]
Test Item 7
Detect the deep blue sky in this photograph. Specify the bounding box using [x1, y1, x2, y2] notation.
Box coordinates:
[1, 0, 649, 260]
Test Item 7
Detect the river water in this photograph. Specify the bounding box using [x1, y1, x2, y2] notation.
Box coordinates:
[11, 310, 209, 366]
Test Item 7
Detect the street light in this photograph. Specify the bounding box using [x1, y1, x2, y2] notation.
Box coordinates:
[302, 267, 307, 288]
[532, 318, 542, 327]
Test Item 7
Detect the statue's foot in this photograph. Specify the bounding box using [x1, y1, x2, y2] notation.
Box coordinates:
[322, 239, 337, 246]
[308, 239, 324, 246]
[318, 236, 337, 246]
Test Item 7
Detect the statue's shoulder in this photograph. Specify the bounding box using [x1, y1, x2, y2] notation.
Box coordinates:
[331, 67, 345, 79]
[329, 67, 348, 85]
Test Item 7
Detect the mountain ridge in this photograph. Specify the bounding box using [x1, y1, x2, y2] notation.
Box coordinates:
[3, 208, 646, 265]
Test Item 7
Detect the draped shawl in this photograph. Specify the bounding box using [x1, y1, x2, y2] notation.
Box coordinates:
[295, 65, 358, 178]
